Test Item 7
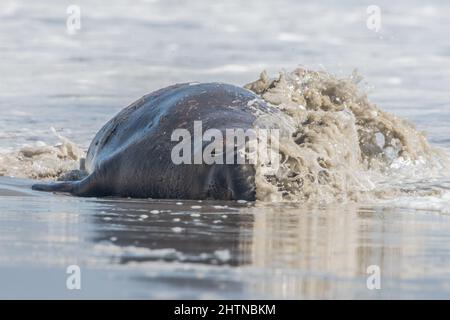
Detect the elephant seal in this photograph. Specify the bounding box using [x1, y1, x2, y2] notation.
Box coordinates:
[32, 83, 271, 200]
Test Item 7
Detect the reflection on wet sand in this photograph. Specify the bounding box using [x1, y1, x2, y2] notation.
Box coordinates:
[90, 199, 254, 266]
[1, 177, 450, 298]
[88, 197, 450, 299]
[247, 205, 384, 298]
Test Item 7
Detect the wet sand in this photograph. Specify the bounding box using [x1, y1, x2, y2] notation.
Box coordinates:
[1, 176, 450, 299]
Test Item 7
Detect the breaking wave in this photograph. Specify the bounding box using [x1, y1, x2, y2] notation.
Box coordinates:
[0, 128, 85, 181]
[246, 68, 450, 203]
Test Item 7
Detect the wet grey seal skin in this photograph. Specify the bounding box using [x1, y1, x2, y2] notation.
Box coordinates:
[32, 83, 269, 200]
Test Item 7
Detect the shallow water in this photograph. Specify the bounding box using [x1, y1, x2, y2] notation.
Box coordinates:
[1, 0, 450, 298]
[2, 177, 450, 299]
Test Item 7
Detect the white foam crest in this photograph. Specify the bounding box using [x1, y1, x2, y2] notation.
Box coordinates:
[0, 128, 85, 180]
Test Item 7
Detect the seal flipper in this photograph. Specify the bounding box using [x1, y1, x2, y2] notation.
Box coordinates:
[32, 181, 78, 194]
[32, 173, 109, 197]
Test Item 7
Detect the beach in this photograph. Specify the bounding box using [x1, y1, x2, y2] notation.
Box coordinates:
[1, 0, 450, 299]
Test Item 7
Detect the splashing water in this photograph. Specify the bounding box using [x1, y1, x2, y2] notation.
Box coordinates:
[245, 68, 450, 203]
[0, 127, 85, 180]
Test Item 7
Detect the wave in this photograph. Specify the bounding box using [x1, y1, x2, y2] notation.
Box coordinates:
[0, 127, 84, 181]
[245, 68, 450, 203]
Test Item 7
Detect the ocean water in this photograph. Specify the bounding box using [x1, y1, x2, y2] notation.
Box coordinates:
[1, 0, 450, 299]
